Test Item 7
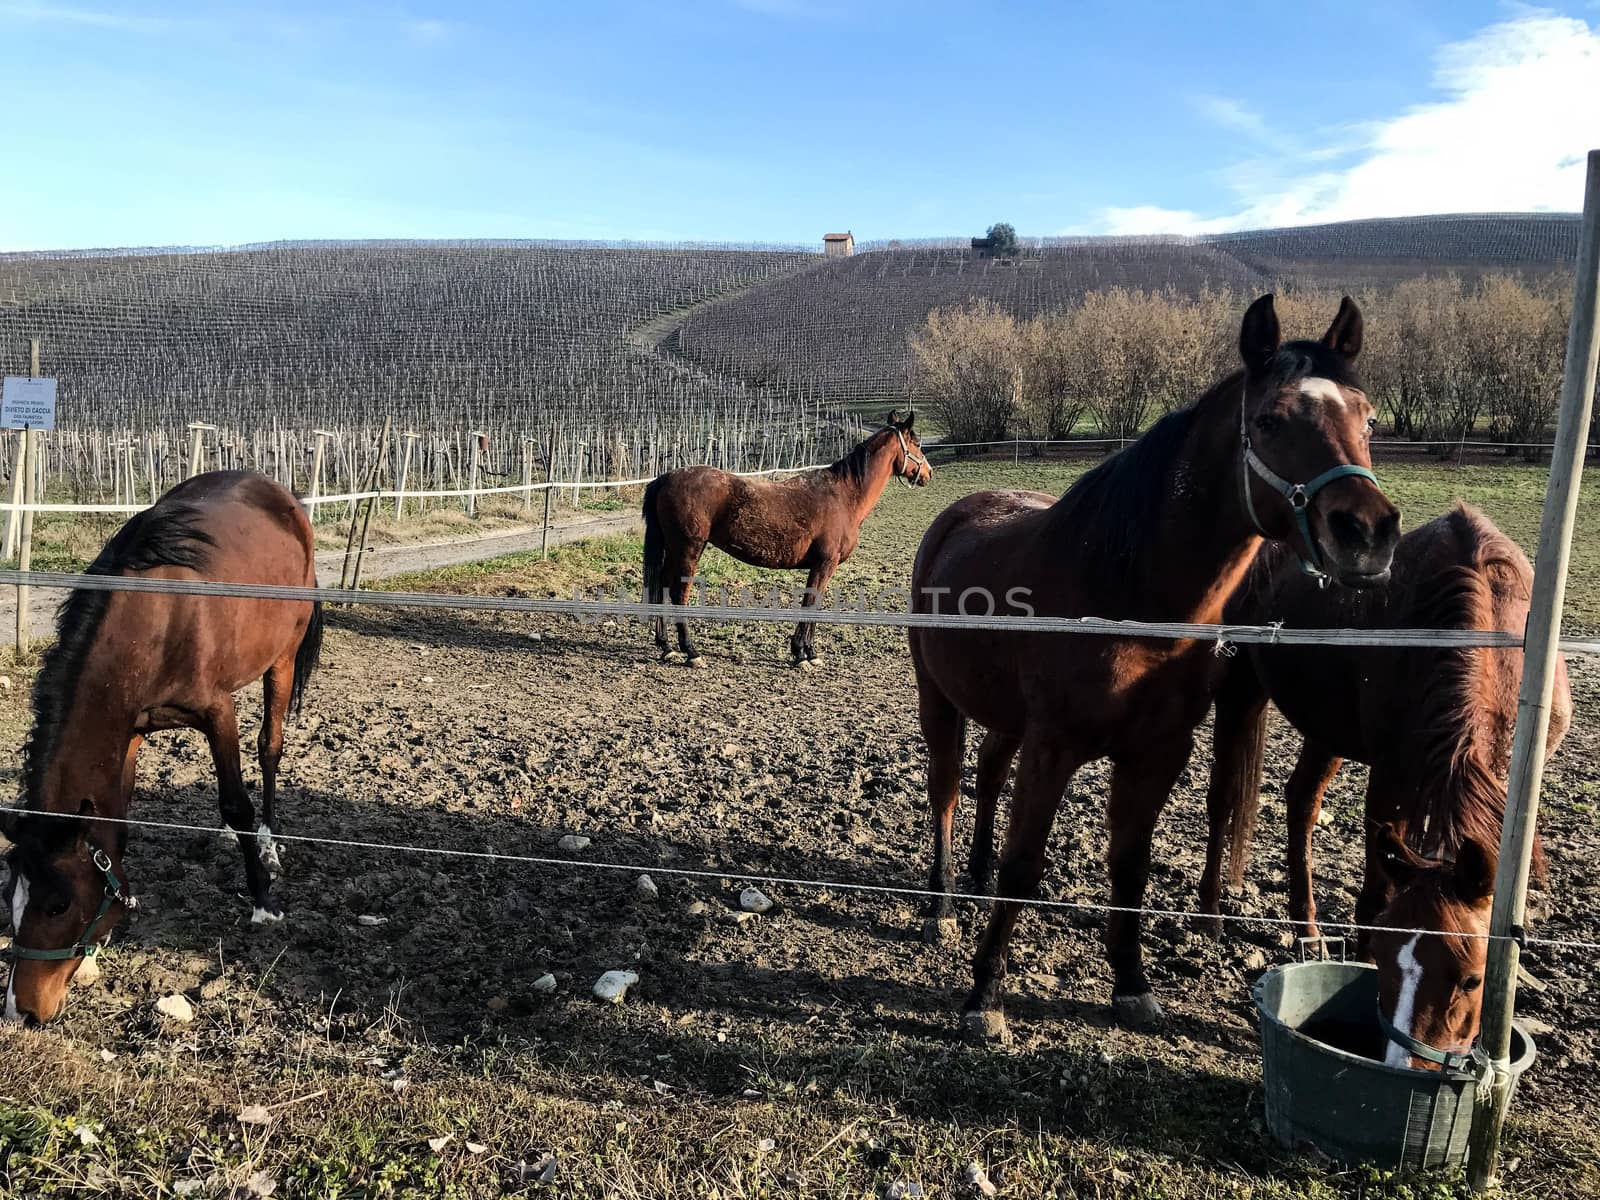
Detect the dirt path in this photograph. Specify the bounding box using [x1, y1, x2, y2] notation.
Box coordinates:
[0, 509, 642, 643]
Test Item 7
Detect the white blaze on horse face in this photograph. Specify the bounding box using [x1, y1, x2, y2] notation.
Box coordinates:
[1384, 933, 1424, 1069]
[1299, 377, 1346, 410]
[9, 875, 26, 935]
[2, 877, 25, 1022]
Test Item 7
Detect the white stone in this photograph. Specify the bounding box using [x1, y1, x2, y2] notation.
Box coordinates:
[739, 887, 773, 914]
[592, 969, 639, 1004]
[557, 835, 591, 853]
[155, 994, 195, 1023]
[636, 874, 659, 900]
[531, 972, 558, 995]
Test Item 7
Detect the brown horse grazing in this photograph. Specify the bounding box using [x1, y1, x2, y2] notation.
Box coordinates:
[1198, 503, 1572, 942]
[642, 413, 930, 667]
[1196, 505, 1570, 1068]
[910, 295, 1400, 1042]
[2, 471, 321, 1024]
[1367, 827, 1499, 1072]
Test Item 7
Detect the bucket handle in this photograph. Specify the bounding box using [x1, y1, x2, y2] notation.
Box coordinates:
[1296, 936, 1347, 963]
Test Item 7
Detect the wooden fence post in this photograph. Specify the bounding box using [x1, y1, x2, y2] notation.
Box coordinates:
[14, 425, 35, 656]
[186, 422, 215, 479]
[395, 430, 419, 518]
[347, 416, 393, 595]
[308, 429, 332, 519]
[467, 430, 484, 517]
[1467, 150, 1600, 1190]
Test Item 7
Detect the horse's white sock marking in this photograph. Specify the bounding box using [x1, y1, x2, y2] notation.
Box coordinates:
[1384, 933, 1423, 1068]
[251, 907, 284, 925]
[257, 823, 282, 873]
[1300, 377, 1346, 409]
[2, 977, 19, 1023]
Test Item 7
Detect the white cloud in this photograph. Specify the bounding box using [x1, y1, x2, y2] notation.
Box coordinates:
[1100, 11, 1600, 234]
[399, 17, 455, 45]
[0, 1, 179, 32]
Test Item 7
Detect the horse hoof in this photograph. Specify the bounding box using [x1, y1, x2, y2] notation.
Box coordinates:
[251, 906, 285, 925]
[1196, 914, 1225, 939]
[74, 956, 102, 986]
[922, 916, 959, 947]
[1111, 992, 1165, 1030]
[686, 656, 707, 670]
[960, 1009, 1012, 1046]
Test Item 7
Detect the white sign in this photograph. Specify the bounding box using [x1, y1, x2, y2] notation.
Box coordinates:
[2, 377, 57, 431]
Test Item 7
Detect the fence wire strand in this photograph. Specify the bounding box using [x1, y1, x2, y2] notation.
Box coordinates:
[2, 806, 1596, 953]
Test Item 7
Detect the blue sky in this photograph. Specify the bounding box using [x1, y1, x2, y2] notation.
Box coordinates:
[3, 1, 1599, 249]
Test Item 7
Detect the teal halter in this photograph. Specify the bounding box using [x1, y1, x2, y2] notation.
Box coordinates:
[1239, 392, 1379, 586]
[1376, 1000, 1490, 1080]
[5, 839, 124, 963]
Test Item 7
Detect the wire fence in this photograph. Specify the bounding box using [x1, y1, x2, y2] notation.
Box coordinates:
[2, 569, 1598, 655]
[3, 806, 1597, 954]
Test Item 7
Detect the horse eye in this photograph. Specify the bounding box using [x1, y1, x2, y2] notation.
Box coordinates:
[1461, 975, 1484, 994]
[42, 896, 71, 919]
[1365, 417, 1377, 433]
[1254, 414, 1283, 434]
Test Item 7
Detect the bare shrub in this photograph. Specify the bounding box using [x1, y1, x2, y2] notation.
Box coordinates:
[909, 300, 1020, 443]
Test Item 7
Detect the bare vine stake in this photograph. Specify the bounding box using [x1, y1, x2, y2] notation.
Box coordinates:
[348, 416, 392, 595]
[395, 431, 419, 519]
[1468, 150, 1600, 1191]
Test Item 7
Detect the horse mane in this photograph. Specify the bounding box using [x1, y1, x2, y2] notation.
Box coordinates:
[826, 427, 894, 488]
[1406, 504, 1531, 862]
[7, 499, 215, 863]
[1052, 338, 1358, 585]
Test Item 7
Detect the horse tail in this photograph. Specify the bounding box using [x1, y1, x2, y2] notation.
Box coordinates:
[1224, 697, 1270, 890]
[642, 475, 667, 605]
[290, 600, 324, 717]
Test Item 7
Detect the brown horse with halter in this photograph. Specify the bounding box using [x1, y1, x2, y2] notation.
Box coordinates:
[2, 471, 322, 1024]
[642, 413, 930, 667]
[910, 295, 1399, 1041]
[1197, 503, 1571, 1067]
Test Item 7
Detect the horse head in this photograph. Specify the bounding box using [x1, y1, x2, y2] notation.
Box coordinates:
[1237, 295, 1400, 587]
[885, 410, 931, 488]
[3, 805, 130, 1025]
[1367, 826, 1496, 1072]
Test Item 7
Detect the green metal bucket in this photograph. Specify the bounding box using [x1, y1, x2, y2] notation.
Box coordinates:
[1253, 961, 1536, 1171]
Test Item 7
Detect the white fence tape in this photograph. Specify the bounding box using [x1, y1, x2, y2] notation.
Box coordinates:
[2, 569, 1598, 656]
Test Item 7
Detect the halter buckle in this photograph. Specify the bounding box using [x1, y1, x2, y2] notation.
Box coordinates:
[1287, 485, 1309, 512]
[92, 848, 113, 875]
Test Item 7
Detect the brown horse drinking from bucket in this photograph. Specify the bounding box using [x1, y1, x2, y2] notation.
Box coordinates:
[1198, 504, 1570, 1067]
[2, 471, 322, 1024]
[642, 413, 930, 667]
[910, 296, 1400, 1041]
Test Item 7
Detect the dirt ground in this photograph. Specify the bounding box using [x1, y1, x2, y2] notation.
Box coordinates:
[1, 460, 1598, 1198]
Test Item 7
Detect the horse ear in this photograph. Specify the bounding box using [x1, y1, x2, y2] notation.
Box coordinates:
[884, 409, 899, 427]
[1453, 837, 1497, 904]
[1239, 294, 1280, 374]
[1321, 296, 1363, 360]
[902, 411, 915, 432]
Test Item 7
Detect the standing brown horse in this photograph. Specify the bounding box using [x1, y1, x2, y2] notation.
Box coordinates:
[642, 413, 930, 667]
[2, 471, 321, 1024]
[910, 296, 1399, 1041]
[1197, 504, 1571, 1067]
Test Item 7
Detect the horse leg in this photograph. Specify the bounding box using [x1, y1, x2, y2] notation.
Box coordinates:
[255, 655, 296, 877]
[117, 734, 143, 859]
[1198, 664, 1268, 936]
[1284, 743, 1342, 939]
[918, 685, 966, 945]
[1104, 735, 1194, 1029]
[200, 696, 281, 923]
[667, 541, 706, 667]
[791, 559, 837, 667]
[970, 729, 1019, 894]
[962, 735, 1081, 1044]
